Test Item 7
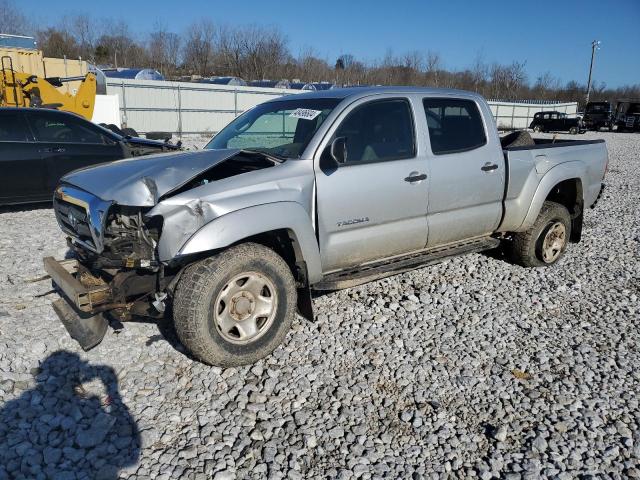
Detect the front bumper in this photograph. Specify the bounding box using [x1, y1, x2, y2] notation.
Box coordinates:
[43, 257, 112, 350]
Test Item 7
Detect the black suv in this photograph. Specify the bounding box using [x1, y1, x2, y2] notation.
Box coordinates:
[529, 111, 585, 134]
[583, 102, 614, 131]
[0, 108, 181, 205]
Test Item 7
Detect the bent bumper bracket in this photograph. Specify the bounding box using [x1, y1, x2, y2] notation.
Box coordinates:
[43, 257, 112, 350]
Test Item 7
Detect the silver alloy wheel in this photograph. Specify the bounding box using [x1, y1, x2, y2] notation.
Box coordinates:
[213, 271, 278, 344]
[541, 222, 566, 263]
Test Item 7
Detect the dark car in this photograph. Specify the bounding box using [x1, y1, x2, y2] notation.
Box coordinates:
[529, 111, 585, 134]
[0, 108, 181, 205]
[614, 100, 640, 132]
[583, 101, 614, 131]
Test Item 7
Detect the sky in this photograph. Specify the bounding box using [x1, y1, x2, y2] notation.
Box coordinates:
[23, 0, 640, 88]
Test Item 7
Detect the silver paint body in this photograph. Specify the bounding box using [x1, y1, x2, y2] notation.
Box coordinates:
[59, 87, 608, 285]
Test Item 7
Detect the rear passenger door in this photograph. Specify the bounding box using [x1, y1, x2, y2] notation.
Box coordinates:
[422, 97, 504, 247]
[0, 110, 47, 204]
[315, 97, 429, 272]
[26, 111, 124, 192]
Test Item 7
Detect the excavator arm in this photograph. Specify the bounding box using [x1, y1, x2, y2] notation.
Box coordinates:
[1, 56, 96, 120]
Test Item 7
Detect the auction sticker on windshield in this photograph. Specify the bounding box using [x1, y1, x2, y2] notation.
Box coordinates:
[289, 108, 322, 120]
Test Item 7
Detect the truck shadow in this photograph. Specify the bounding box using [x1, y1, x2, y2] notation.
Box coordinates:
[0, 351, 140, 479]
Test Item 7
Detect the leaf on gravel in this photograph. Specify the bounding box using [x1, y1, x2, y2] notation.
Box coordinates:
[511, 369, 532, 380]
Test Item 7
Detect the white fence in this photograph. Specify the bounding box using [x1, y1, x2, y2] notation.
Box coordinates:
[488, 100, 578, 130]
[105, 79, 296, 136]
[106, 79, 578, 136]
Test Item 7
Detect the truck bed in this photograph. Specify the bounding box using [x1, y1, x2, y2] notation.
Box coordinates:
[499, 136, 607, 233]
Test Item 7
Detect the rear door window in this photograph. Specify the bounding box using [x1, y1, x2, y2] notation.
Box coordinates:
[334, 99, 415, 164]
[0, 112, 30, 142]
[29, 113, 109, 144]
[422, 98, 486, 155]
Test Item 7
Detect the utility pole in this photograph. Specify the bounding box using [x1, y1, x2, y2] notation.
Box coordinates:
[585, 40, 601, 104]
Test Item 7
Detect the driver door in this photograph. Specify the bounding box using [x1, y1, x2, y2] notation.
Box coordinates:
[314, 97, 429, 273]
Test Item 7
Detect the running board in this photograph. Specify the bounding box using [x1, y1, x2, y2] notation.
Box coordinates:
[313, 237, 500, 290]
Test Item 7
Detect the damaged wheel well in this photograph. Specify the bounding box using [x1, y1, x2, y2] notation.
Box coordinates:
[242, 229, 309, 286]
[545, 178, 583, 243]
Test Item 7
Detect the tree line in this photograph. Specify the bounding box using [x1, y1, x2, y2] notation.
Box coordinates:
[2, 0, 638, 105]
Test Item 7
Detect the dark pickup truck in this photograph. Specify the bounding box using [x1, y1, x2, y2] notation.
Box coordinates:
[583, 102, 614, 131]
[0, 107, 181, 205]
[615, 100, 640, 132]
[530, 111, 585, 134]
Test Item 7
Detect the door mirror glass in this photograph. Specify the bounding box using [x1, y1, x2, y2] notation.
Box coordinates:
[330, 136, 347, 164]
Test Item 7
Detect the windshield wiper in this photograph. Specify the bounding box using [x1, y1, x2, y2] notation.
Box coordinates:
[241, 149, 286, 163]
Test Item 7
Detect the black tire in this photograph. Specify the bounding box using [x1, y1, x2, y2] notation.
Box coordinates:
[569, 126, 578, 135]
[146, 131, 172, 141]
[173, 242, 297, 367]
[508, 201, 571, 268]
[533, 125, 543, 133]
[121, 127, 139, 138]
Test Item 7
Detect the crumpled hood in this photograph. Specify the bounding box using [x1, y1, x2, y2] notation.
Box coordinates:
[61, 148, 241, 206]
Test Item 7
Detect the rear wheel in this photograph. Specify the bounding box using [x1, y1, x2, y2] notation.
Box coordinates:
[508, 201, 571, 267]
[569, 126, 578, 134]
[173, 242, 297, 366]
[533, 125, 544, 133]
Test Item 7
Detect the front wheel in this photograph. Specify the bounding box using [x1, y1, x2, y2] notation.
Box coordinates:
[569, 126, 579, 134]
[173, 243, 297, 367]
[507, 201, 571, 268]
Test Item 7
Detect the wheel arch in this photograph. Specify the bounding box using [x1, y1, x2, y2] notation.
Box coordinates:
[520, 163, 586, 242]
[176, 202, 323, 284]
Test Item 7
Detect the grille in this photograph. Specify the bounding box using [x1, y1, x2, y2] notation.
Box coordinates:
[54, 198, 95, 249]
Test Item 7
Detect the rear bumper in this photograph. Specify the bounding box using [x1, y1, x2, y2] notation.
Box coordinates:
[43, 257, 111, 350]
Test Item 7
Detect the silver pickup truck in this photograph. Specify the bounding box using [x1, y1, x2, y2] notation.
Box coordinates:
[44, 87, 608, 366]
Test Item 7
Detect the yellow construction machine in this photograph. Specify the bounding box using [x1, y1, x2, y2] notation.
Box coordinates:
[1, 56, 96, 120]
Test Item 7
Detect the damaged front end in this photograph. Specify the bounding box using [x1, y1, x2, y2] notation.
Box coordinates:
[44, 149, 287, 351]
[45, 185, 170, 350]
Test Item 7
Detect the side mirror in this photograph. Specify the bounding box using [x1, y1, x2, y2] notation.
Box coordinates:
[330, 136, 347, 165]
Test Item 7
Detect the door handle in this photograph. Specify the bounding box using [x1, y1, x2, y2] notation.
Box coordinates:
[481, 162, 498, 172]
[38, 147, 66, 153]
[404, 172, 427, 183]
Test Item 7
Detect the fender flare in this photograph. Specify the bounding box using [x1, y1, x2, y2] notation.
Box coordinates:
[520, 161, 587, 230]
[177, 202, 323, 284]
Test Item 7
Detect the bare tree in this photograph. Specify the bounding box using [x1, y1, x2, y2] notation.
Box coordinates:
[0, 0, 29, 35]
[37, 28, 79, 59]
[92, 19, 147, 68]
[183, 19, 217, 76]
[489, 61, 528, 100]
[69, 14, 95, 60]
[533, 72, 562, 100]
[425, 50, 441, 87]
[470, 52, 488, 94]
[148, 22, 181, 77]
[216, 24, 288, 80]
[294, 47, 332, 82]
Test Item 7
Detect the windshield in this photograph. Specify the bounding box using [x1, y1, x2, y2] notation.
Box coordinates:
[586, 103, 610, 113]
[205, 98, 341, 158]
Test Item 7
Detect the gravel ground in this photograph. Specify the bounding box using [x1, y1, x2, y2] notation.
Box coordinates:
[0, 131, 638, 479]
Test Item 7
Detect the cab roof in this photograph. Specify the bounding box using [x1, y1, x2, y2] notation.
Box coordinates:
[267, 86, 485, 103]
